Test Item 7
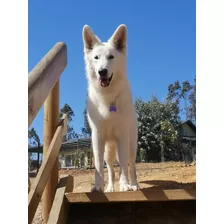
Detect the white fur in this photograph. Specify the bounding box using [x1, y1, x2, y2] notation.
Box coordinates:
[82, 24, 139, 192]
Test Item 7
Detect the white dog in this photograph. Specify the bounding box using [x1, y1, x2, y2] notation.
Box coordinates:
[82, 24, 139, 192]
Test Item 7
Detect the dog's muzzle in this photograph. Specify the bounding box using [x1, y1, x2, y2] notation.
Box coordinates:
[99, 73, 113, 88]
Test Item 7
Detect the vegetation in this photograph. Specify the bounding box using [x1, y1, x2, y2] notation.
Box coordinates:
[81, 108, 91, 137]
[28, 76, 196, 165]
[59, 103, 79, 141]
[167, 76, 196, 124]
[135, 96, 180, 162]
[80, 76, 196, 163]
[28, 128, 41, 171]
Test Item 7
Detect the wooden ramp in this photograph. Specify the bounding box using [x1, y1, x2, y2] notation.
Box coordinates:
[48, 175, 196, 224]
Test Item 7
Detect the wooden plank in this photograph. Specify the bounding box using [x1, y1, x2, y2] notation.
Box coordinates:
[42, 81, 60, 222]
[65, 188, 196, 203]
[28, 42, 67, 128]
[48, 175, 73, 224]
[28, 114, 68, 224]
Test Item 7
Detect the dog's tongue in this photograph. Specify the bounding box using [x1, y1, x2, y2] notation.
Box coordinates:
[100, 78, 109, 87]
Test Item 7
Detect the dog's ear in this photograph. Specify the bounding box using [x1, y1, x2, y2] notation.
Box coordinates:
[82, 25, 100, 51]
[109, 24, 127, 51]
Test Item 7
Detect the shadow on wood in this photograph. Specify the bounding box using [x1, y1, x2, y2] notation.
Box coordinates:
[139, 179, 196, 190]
[65, 188, 195, 204]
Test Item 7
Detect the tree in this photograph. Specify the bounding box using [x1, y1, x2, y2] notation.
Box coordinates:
[81, 108, 91, 137]
[59, 103, 79, 141]
[59, 103, 75, 122]
[28, 128, 40, 147]
[28, 128, 41, 171]
[167, 76, 196, 123]
[135, 96, 181, 162]
[187, 77, 196, 123]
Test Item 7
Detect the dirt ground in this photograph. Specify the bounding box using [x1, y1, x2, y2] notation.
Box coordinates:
[31, 162, 196, 224]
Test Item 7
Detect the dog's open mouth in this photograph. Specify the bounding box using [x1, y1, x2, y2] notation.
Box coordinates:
[100, 74, 113, 88]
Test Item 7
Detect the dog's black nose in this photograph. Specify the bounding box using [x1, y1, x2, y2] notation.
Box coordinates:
[98, 69, 108, 77]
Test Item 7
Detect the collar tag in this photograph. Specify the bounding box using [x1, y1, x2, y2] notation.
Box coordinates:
[109, 106, 117, 112]
[109, 102, 117, 112]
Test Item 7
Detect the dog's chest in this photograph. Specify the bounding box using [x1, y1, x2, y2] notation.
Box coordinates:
[97, 102, 121, 121]
[97, 105, 124, 137]
[87, 90, 133, 133]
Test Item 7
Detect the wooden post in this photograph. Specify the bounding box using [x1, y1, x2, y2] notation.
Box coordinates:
[28, 175, 31, 193]
[160, 142, 165, 162]
[36, 153, 39, 173]
[37, 143, 40, 174]
[48, 175, 73, 224]
[190, 137, 195, 162]
[90, 149, 93, 169]
[180, 138, 185, 162]
[42, 81, 59, 222]
[28, 114, 67, 224]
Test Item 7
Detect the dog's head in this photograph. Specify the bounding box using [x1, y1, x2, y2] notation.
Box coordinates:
[82, 24, 127, 88]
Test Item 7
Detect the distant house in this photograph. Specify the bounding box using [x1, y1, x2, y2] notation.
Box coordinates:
[179, 120, 196, 163]
[28, 137, 93, 171]
[179, 120, 196, 138]
[59, 138, 93, 169]
[28, 120, 197, 171]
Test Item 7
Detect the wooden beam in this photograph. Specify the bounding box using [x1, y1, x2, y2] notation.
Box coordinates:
[42, 80, 60, 222]
[28, 114, 67, 224]
[65, 188, 196, 203]
[48, 175, 73, 224]
[28, 42, 67, 128]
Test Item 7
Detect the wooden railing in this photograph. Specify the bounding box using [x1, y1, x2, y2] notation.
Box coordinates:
[28, 42, 67, 127]
[28, 42, 68, 224]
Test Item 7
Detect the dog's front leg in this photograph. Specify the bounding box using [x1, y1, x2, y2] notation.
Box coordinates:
[91, 130, 105, 192]
[118, 135, 130, 191]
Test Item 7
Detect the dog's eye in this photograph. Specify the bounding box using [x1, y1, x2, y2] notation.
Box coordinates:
[108, 55, 114, 59]
[94, 56, 99, 59]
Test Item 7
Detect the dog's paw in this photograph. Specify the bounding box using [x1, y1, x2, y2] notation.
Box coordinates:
[91, 185, 104, 192]
[129, 184, 140, 191]
[105, 185, 114, 192]
[119, 183, 131, 192]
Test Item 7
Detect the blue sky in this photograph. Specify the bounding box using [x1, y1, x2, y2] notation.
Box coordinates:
[29, 0, 195, 143]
